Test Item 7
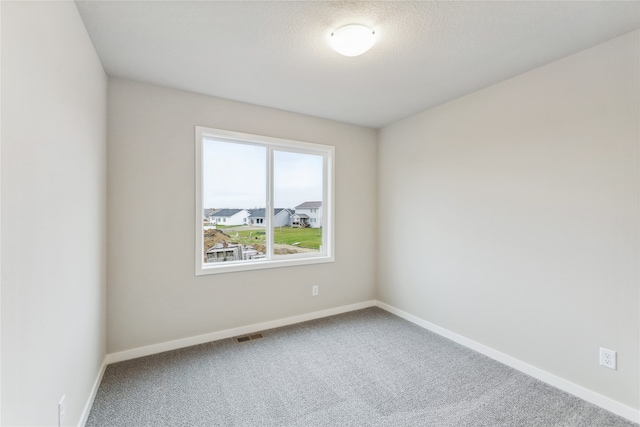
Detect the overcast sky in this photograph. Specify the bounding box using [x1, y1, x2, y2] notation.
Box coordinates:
[203, 139, 322, 209]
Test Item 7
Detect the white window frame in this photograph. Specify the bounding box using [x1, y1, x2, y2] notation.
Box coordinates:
[195, 126, 335, 275]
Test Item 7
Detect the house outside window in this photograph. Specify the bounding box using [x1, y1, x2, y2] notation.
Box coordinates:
[293, 201, 322, 228]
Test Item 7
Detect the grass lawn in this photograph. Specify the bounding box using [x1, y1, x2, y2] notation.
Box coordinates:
[274, 226, 322, 249]
[208, 224, 236, 229]
[225, 226, 322, 250]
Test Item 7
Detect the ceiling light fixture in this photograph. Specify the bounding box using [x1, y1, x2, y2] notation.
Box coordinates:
[329, 24, 376, 57]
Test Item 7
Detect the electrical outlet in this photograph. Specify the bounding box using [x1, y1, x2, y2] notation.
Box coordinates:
[312, 285, 319, 296]
[599, 347, 617, 370]
[58, 395, 66, 426]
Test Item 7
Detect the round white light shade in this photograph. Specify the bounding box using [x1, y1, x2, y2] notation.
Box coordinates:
[329, 24, 376, 57]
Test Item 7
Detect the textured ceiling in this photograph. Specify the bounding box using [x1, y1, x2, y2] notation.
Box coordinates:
[75, 1, 640, 128]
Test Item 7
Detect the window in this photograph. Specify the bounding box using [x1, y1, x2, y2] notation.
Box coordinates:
[195, 127, 334, 275]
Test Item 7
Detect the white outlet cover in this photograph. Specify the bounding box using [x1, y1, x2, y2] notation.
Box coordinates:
[599, 347, 617, 370]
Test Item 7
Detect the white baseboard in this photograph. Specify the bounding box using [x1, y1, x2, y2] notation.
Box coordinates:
[375, 300, 640, 424]
[106, 300, 377, 364]
[78, 356, 108, 427]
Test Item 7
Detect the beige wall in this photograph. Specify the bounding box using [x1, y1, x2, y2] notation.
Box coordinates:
[107, 78, 377, 353]
[378, 30, 640, 409]
[1, 2, 107, 425]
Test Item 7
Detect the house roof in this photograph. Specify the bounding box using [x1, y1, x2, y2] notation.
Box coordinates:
[248, 208, 290, 219]
[293, 213, 309, 219]
[295, 201, 322, 209]
[203, 208, 219, 217]
[212, 208, 245, 217]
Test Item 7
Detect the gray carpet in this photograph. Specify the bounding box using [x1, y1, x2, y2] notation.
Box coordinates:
[87, 308, 637, 426]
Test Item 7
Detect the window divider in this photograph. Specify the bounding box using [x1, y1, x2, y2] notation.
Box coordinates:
[267, 147, 274, 260]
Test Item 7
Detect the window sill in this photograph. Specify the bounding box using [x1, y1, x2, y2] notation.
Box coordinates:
[196, 254, 335, 276]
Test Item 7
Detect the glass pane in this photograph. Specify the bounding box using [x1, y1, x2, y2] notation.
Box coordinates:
[273, 150, 323, 256]
[202, 139, 267, 263]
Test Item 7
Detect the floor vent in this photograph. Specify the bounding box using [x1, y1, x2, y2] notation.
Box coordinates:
[236, 333, 264, 343]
